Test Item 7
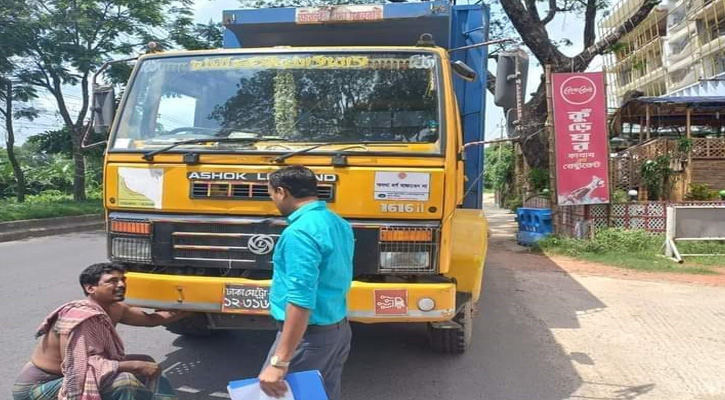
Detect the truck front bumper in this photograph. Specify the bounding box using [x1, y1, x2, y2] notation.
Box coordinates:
[125, 272, 456, 324]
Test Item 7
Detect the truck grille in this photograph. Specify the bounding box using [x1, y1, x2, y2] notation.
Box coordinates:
[190, 181, 334, 201]
[109, 212, 418, 278]
[172, 231, 279, 265]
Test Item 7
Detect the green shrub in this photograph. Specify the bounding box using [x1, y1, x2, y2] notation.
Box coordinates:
[0, 197, 103, 222]
[527, 168, 550, 193]
[685, 183, 718, 201]
[505, 196, 523, 212]
[640, 155, 673, 200]
[612, 189, 630, 203]
[538, 228, 660, 255]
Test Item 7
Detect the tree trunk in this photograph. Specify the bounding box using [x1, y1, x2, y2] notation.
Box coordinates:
[4, 80, 25, 202]
[520, 80, 549, 170]
[70, 126, 86, 201]
[46, 74, 87, 202]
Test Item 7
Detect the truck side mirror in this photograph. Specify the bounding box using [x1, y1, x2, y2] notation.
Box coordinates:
[451, 60, 477, 82]
[92, 84, 115, 134]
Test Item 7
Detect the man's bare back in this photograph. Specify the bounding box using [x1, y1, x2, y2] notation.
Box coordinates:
[30, 302, 128, 375]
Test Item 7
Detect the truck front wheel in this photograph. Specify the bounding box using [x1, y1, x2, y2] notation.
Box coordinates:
[165, 312, 213, 337]
[428, 301, 473, 354]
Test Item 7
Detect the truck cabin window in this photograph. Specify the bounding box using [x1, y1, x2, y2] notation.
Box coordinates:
[112, 53, 441, 153]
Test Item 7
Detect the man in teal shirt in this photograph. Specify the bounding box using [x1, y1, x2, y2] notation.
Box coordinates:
[259, 166, 354, 400]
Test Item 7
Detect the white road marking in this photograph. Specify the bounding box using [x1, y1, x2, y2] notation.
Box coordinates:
[163, 361, 181, 374]
[176, 386, 201, 394]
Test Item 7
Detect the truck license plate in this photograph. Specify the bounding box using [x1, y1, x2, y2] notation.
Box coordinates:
[222, 284, 270, 314]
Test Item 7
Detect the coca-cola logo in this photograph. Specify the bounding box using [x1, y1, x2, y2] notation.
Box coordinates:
[563, 86, 594, 95]
[560, 75, 597, 105]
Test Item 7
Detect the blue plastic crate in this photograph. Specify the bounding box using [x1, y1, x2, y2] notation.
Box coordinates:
[516, 207, 553, 235]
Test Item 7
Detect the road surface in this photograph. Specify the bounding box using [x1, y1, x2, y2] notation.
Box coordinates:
[2, 207, 724, 399]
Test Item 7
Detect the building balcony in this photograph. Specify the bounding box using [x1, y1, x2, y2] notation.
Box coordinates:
[667, 63, 703, 90]
[615, 67, 667, 94]
[699, 33, 725, 58]
[601, 5, 668, 40]
[690, 0, 725, 22]
[611, 37, 664, 65]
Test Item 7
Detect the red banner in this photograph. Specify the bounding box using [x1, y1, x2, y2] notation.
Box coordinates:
[552, 72, 610, 205]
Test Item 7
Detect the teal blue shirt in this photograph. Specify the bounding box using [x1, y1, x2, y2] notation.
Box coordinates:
[270, 201, 354, 325]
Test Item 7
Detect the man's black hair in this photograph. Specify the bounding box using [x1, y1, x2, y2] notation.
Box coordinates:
[79, 263, 125, 295]
[269, 165, 318, 199]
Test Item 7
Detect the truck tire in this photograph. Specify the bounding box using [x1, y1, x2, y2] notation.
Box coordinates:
[428, 301, 473, 354]
[165, 313, 213, 337]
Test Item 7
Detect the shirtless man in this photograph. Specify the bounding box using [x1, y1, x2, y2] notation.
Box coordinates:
[13, 263, 190, 400]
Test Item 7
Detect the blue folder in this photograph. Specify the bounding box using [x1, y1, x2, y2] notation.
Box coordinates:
[227, 370, 329, 400]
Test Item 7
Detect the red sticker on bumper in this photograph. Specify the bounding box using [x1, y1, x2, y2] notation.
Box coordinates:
[374, 289, 408, 315]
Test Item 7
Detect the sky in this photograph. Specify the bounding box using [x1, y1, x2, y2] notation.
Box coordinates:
[6, 0, 604, 145]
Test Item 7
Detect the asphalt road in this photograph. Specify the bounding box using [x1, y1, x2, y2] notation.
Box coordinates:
[1, 231, 587, 400]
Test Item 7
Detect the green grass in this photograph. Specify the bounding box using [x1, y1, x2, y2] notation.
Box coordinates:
[0, 192, 103, 222]
[537, 228, 725, 274]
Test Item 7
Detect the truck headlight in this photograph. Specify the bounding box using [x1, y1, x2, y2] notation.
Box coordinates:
[378, 226, 439, 274]
[380, 251, 430, 271]
[111, 236, 152, 262]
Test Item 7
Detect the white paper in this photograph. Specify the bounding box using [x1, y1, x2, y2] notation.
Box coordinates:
[117, 167, 164, 209]
[228, 382, 295, 400]
[374, 171, 430, 201]
[114, 138, 132, 148]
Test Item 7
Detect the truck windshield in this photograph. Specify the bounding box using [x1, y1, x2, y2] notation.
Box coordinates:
[111, 52, 442, 154]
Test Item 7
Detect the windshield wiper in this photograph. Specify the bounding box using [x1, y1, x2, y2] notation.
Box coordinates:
[142, 137, 283, 161]
[273, 141, 405, 164]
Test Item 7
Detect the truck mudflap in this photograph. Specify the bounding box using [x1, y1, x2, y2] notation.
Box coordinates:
[124, 272, 456, 324]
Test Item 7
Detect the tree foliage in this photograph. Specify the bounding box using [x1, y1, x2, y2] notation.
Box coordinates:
[0, 0, 38, 202]
[168, 5, 224, 51]
[16, 0, 186, 201]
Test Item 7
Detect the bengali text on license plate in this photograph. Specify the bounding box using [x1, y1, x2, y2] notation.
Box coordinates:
[222, 284, 270, 314]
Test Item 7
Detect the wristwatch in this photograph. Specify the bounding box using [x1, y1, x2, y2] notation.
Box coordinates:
[270, 355, 290, 369]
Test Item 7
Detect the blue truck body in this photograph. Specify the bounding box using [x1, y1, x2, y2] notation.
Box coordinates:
[222, 1, 490, 209]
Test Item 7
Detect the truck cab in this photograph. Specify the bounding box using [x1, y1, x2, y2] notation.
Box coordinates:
[101, 0, 489, 353]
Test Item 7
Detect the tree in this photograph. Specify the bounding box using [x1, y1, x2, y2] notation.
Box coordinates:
[0, 1, 37, 202]
[0, 79, 38, 202]
[169, 14, 223, 51]
[18, 0, 184, 201]
[491, 0, 660, 169]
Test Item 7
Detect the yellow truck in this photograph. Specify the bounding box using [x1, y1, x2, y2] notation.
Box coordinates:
[92, 1, 490, 353]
